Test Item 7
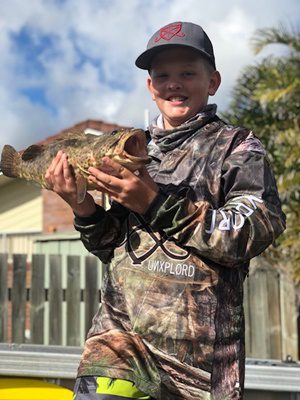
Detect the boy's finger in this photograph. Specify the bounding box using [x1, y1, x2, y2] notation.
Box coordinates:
[47, 151, 63, 175]
[88, 172, 122, 194]
[100, 157, 127, 177]
[52, 157, 65, 182]
[62, 154, 74, 181]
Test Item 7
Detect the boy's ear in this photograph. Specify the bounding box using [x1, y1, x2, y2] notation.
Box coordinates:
[208, 71, 221, 96]
[147, 77, 156, 100]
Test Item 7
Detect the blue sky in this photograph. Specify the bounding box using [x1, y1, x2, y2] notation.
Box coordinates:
[0, 0, 299, 151]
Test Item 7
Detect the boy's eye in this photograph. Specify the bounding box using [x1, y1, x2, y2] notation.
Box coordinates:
[183, 71, 196, 77]
[154, 73, 168, 79]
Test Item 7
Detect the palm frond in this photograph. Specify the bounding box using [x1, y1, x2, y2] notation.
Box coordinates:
[251, 22, 300, 54]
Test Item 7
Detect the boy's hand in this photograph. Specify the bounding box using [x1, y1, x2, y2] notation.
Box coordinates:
[88, 157, 159, 214]
[45, 151, 96, 217]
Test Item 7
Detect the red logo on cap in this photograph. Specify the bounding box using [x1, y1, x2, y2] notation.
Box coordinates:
[155, 22, 185, 42]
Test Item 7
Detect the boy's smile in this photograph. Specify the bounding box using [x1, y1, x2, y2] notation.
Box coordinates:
[147, 47, 221, 129]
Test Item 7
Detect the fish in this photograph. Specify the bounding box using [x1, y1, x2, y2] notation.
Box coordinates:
[0, 128, 151, 203]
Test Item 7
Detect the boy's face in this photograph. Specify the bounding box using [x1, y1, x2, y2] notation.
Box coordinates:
[147, 47, 221, 129]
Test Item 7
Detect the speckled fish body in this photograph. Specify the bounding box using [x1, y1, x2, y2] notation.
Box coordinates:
[0, 128, 150, 203]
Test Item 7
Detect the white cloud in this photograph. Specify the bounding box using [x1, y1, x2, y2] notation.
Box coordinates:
[208, 8, 257, 109]
[0, 0, 299, 153]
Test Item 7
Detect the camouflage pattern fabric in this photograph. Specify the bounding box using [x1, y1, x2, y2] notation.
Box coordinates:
[74, 109, 285, 400]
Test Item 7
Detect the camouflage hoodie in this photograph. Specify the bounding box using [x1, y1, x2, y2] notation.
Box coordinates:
[74, 105, 285, 400]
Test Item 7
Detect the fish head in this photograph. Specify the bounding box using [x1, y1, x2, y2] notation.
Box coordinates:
[104, 128, 151, 171]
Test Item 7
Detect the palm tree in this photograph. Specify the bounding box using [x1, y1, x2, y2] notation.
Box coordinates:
[223, 23, 300, 278]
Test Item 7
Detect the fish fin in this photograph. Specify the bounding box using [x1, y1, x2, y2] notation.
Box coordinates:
[22, 145, 45, 161]
[76, 173, 87, 204]
[0, 145, 21, 177]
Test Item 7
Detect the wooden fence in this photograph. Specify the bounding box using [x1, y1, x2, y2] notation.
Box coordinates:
[244, 258, 298, 360]
[0, 253, 102, 346]
[0, 253, 298, 360]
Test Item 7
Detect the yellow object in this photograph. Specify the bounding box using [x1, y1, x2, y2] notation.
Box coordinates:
[0, 378, 73, 400]
[96, 377, 150, 399]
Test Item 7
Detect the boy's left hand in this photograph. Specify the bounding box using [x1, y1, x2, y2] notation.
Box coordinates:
[88, 157, 159, 214]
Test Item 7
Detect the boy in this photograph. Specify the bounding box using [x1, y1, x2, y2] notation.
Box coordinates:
[46, 22, 285, 400]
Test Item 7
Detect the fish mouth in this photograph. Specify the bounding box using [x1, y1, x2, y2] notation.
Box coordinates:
[114, 129, 151, 170]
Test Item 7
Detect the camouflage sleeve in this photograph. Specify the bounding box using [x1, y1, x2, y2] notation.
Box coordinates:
[74, 202, 129, 263]
[143, 148, 286, 267]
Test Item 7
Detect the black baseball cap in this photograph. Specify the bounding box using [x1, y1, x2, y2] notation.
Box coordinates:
[135, 21, 216, 70]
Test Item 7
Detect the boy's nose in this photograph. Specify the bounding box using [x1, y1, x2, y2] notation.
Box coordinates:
[167, 80, 182, 90]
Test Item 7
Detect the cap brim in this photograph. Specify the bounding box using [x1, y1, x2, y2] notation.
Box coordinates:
[135, 44, 215, 70]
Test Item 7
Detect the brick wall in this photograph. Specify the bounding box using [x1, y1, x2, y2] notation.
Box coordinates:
[42, 189, 75, 233]
[42, 189, 105, 234]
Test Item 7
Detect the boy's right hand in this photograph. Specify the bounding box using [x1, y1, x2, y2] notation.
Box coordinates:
[45, 151, 97, 217]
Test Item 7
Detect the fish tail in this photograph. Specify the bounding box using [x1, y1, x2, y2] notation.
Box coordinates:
[0, 145, 21, 178]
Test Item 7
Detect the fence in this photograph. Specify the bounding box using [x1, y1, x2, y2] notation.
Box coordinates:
[0, 253, 103, 346]
[244, 258, 298, 361]
[0, 253, 298, 360]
